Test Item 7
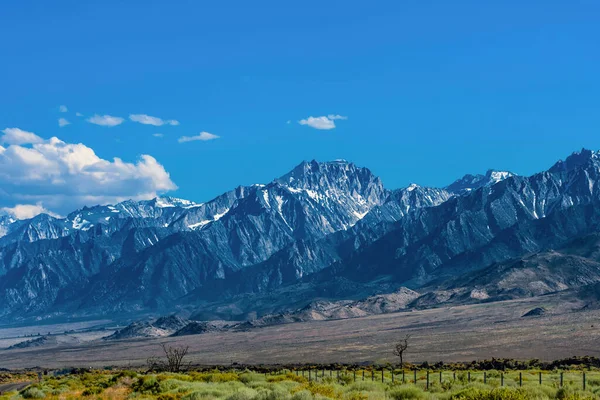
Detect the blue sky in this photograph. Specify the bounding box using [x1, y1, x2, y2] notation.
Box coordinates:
[1, 1, 599, 215]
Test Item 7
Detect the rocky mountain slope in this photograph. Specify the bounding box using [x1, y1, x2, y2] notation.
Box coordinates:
[3, 150, 600, 323]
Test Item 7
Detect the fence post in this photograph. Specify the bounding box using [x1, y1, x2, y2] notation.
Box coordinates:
[519, 372, 522, 387]
[354, 370, 356, 382]
[402, 370, 405, 383]
[440, 371, 442, 383]
[309, 370, 311, 382]
[392, 369, 394, 383]
[560, 372, 563, 387]
[484, 371, 486, 384]
[362, 370, 365, 381]
[330, 370, 332, 378]
[501, 373, 504, 387]
[372, 369, 374, 381]
[539, 372, 542, 385]
[584, 372, 586, 391]
[453, 371, 456, 381]
[426, 371, 429, 390]
[414, 370, 417, 384]
[382, 369, 384, 383]
[337, 370, 340, 382]
[468, 371, 471, 382]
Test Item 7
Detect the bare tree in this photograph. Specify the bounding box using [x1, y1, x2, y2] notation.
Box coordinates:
[146, 344, 190, 372]
[393, 334, 410, 366]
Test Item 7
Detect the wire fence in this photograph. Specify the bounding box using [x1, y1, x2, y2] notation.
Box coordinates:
[273, 369, 596, 391]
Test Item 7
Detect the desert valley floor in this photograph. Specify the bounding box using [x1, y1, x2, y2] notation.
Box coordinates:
[1, 292, 599, 369]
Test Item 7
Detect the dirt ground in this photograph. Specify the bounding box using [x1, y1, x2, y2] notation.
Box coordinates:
[0, 293, 598, 369]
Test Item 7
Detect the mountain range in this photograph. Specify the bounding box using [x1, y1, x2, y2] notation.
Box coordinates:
[2, 149, 600, 324]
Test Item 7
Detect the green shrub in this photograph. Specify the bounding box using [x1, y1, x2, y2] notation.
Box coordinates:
[346, 381, 385, 392]
[388, 386, 427, 400]
[519, 384, 554, 399]
[291, 390, 314, 400]
[157, 394, 181, 400]
[240, 373, 266, 384]
[132, 376, 162, 394]
[556, 386, 596, 400]
[81, 386, 103, 396]
[268, 373, 307, 384]
[20, 387, 46, 399]
[254, 386, 292, 400]
[449, 387, 528, 400]
[226, 388, 259, 400]
[110, 369, 138, 383]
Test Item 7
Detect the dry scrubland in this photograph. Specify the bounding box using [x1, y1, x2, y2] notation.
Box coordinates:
[2, 369, 600, 400]
[1, 294, 599, 369]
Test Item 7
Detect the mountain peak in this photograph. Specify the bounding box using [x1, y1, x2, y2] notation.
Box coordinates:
[446, 169, 515, 194]
[549, 148, 599, 173]
[152, 196, 201, 209]
[278, 159, 365, 189]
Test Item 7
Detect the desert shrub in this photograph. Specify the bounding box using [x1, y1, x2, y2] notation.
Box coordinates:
[132, 375, 162, 394]
[346, 381, 385, 393]
[449, 387, 528, 400]
[519, 384, 554, 399]
[587, 378, 600, 387]
[182, 388, 229, 399]
[111, 369, 138, 383]
[190, 371, 240, 383]
[159, 373, 194, 383]
[226, 388, 259, 400]
[292, 390, 314, 400]
[268, 373, 307, 384]
[293, 382, 338, 399]
[484, 370, 501, 378]
[240, 373, 267, 384]
[455, 372, 468, 384]
[20, 387, 46, 399]
[159, 378, 191, 393]
[388, 386, 427, 400]
[158, 394, 182, 400]
[254, 387, 292, 400]
[81, 386, 104, 396]
[343, 392, 370, 400]
[556, 386, 597, 400]
[441, 380, 455, 391]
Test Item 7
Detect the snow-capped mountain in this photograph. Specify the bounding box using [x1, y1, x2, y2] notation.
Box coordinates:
[445, 169, 516, 194]
[2, 151, 600, 322]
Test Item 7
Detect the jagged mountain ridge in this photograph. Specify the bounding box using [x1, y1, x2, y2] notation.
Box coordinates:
[0, 160, 408, 319]
[3, 150, 597, 323]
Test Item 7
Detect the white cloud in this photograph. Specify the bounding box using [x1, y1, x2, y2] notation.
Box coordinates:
[87, 114, 125, 127]
[1, 128, 44, 145]
[76, 112, 83, 117]
[129, 114, 179, 127]
[58, 118, 70, 127]
[153, 133, 164, 138]
[0, 128, 177, 215]
[286, 120, 291, 124]
[178, 132, 220, 143]
[298, 115, 347, 130]
[1, 203, 60, 220]
[59, 105, 68, 113]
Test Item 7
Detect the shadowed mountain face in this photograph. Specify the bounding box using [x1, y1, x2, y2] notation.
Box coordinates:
[3, 150, 600, 323]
